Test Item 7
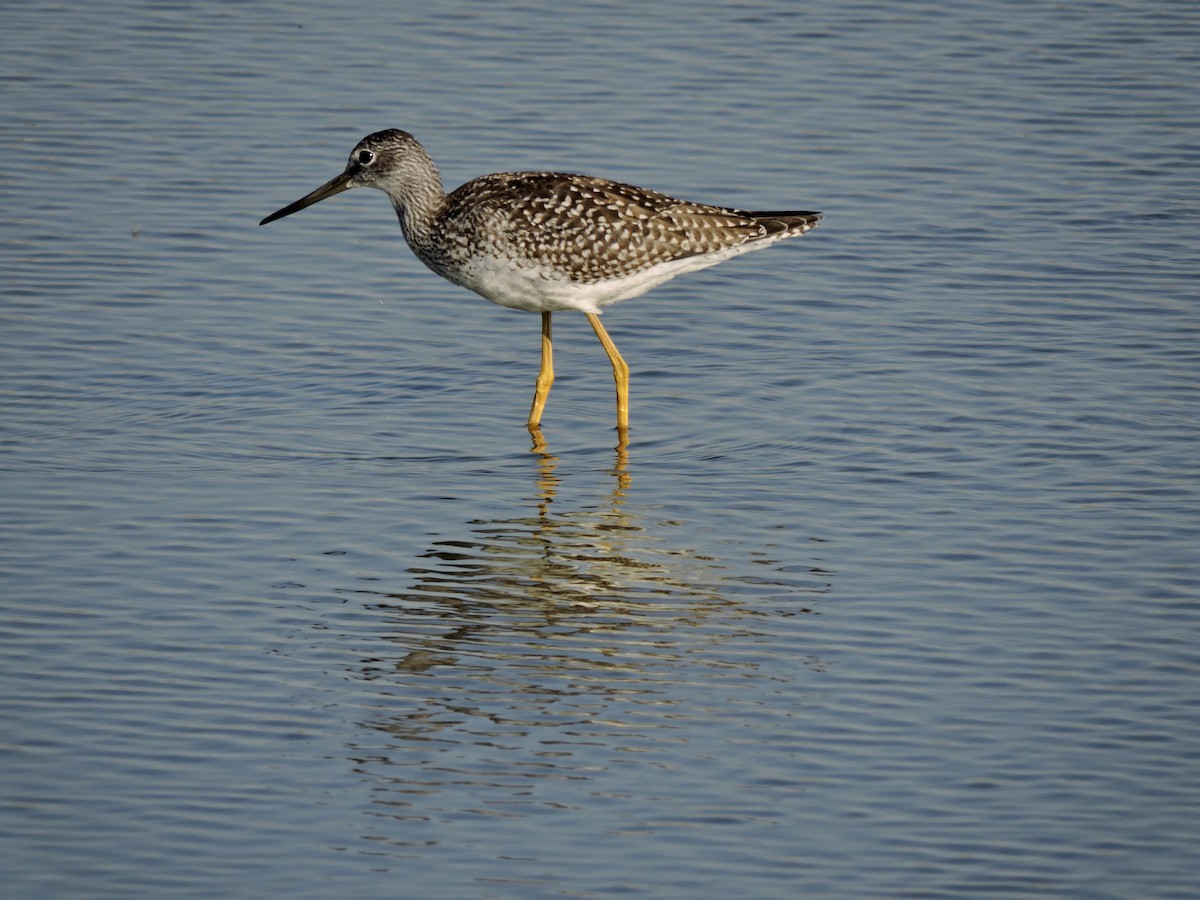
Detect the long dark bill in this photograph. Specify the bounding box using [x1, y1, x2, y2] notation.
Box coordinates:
[260, 170, 354, 225]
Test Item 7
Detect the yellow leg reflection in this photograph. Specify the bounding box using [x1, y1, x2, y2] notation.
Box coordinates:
[586, 312, 630, 445]
[527, 311, 554, 434]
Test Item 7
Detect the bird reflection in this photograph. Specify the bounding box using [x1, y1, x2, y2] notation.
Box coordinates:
[349, 440, 831, 708]
[358, 443, 733, 676]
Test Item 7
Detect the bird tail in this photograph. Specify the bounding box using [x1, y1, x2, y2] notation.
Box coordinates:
[745, 210, 823, 237]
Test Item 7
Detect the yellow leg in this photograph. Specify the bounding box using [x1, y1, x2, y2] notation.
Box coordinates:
[528, 311, 554, 431]
[586, 312, 630, 439]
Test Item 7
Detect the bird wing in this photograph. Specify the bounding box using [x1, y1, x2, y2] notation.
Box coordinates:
[442, 173, 774, 281]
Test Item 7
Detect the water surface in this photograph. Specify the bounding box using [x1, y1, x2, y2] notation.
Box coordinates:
[2, 1, 1198, 897]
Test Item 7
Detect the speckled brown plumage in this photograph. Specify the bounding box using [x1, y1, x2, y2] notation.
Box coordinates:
[434, 170, 818, 283]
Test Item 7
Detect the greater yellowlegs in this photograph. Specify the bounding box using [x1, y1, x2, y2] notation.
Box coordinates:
[260, 129, 821, 443]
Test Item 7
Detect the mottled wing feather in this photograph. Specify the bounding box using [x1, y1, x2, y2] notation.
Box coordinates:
[439, 172, 813, 283]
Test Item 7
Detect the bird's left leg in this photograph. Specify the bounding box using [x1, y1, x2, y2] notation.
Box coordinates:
[528, 311, 554, 431]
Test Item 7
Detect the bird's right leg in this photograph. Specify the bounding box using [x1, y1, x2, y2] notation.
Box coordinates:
[586, 313, 630, 442]
[528, 311, 554, 431]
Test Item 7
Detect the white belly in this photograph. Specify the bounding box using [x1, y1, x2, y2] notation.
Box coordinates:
[445, 241, 773, 315]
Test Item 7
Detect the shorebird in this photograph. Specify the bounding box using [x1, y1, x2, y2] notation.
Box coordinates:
[260, 129, 821, 444]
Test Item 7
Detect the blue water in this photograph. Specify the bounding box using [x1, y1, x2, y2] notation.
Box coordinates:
[2, 1, 1198, 897]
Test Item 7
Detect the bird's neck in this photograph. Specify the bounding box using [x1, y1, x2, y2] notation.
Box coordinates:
[388, 154, 447, 251]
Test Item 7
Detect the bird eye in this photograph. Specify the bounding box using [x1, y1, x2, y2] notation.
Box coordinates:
[356, 149, 375, 165]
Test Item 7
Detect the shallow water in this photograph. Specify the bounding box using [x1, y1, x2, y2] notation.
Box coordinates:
[2, 1, 1198, 897]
